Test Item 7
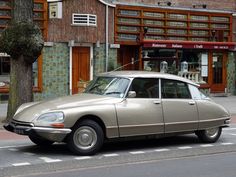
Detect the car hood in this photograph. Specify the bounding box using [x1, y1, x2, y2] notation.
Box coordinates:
[13, 93, 123, 123]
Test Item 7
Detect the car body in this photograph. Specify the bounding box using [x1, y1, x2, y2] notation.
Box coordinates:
[4, 71, 231, 155]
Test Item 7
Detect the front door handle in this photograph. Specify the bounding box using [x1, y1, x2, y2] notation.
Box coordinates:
[153, 100, 161, 104]
[188, 101, 195, 105]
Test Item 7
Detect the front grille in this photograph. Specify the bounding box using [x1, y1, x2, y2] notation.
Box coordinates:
[11, 120, 34, 127]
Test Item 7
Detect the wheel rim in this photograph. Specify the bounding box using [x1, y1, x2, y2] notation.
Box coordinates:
[205, 128, 219, 139]
[73, 126, 97, 150]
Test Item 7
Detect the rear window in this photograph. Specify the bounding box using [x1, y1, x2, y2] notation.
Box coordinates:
[161, 79, 191, 99]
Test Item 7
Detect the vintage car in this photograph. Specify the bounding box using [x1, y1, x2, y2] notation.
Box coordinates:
[4, 71, 230, 155]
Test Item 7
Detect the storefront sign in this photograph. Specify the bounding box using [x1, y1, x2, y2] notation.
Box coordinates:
[143, 40, 236, 50]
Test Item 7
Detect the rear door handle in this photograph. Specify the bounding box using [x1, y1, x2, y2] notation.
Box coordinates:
[188, 101, 195, 105]
[153, 100, 161, 104]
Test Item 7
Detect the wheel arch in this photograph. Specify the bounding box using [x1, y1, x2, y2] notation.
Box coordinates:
[73, 115, 107, 139]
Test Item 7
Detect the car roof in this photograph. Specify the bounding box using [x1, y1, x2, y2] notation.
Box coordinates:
[98, 70, 199, 87]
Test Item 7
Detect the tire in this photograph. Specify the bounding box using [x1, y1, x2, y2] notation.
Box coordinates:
[29, 134, 54, 146]
[67, 120, 104, 155]
[195, 127, 222, 143]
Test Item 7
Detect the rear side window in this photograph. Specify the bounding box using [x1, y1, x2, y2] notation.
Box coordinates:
[129, 78, 159, 98]
[161, 79, 191, 99]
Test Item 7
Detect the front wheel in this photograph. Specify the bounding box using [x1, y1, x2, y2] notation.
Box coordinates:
[67, 120, 104, 155]
[195, 127, 222, 143]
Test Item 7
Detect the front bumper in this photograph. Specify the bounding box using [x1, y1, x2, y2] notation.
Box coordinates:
[4, 120, 72, 142]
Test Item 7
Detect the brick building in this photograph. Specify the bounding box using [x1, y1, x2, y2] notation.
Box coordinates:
[0, 0, 236, 102]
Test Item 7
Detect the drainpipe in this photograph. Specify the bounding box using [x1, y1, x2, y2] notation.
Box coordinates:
[105, 4, 109, 72]
[68, 40, 74, 95]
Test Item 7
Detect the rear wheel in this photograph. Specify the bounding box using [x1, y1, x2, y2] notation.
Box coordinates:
[29, 134, 54, 146]
[195, 127, 222, 143]
[67, 120, 104, 155]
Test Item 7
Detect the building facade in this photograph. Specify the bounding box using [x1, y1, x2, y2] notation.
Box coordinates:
[0, 0, 236, 103]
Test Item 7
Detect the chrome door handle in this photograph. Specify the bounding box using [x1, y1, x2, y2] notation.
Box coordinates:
[153, 100, 161, 104]
[188, 101, 195, 105]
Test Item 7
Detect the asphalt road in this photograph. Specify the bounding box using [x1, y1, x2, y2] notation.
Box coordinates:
[1, 124, 236, 177]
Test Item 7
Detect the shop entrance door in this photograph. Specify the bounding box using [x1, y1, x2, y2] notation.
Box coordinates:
[210, 52, 227, 93]
[72, 47, 90, 94]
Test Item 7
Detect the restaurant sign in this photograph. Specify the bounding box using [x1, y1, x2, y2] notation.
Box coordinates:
[143, 41, 236, 50]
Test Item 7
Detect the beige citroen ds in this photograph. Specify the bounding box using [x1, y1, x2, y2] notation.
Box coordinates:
[4, 71, 230, 155]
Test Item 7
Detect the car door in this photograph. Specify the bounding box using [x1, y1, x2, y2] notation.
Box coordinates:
[161, 79, 199, 133]
[116, 78, 164, 137]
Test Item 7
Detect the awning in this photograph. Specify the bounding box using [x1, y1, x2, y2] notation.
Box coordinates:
[142, 40, 236, 51]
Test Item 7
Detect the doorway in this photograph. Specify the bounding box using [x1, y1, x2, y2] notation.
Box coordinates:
[72, 47, 90, 94]
[209, 52, 227, 93]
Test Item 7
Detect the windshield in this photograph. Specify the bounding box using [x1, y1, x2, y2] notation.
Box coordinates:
[85, 76, 130, 98]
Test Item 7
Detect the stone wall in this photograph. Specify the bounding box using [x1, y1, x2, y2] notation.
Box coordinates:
[34, 43, 69, 101]
[93, 44, 118, 76]
[227, 52, 236, 95]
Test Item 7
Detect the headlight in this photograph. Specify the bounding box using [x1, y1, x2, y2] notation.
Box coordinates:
[36, 112, 64, 123]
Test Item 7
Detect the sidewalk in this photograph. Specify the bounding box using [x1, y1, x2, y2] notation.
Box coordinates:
[0, 96, 236, 124]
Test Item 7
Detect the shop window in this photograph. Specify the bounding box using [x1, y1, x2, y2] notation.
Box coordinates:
[0, 55, 10, 88]
[0, 55, 42, 92]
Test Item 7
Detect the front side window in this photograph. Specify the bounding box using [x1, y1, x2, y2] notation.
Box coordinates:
[85, 76, 130, 98]
[161, 79, 191, 99]
[129, 78, 159, 98]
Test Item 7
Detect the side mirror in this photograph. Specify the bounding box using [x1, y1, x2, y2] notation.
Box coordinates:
[127, 91, 136, 98]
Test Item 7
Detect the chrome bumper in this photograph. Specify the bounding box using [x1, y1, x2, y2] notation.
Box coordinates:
[4, 120, 72, 142]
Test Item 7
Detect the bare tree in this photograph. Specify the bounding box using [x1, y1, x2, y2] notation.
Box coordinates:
[0, 0, 44, 121]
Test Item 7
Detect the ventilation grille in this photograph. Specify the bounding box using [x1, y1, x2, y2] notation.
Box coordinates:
[72, 13, 97, 26]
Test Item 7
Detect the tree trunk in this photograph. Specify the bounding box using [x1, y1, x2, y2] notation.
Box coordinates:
[6, 0, 34, 121]
[7, 56, 33, 120]
[13, 0, 33, 22]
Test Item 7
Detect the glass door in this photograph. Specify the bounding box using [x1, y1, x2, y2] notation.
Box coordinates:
[210, 52, 227, 93]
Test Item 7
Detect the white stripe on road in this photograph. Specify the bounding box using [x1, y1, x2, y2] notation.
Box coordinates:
[221, 142, 234, 145]
[130, 151, 145, 155]
[12, 162, 31, 166]
[178, 146, 192, 150]
[103, 153, 119, 157]
[39, 157, 62, 163]
[154, 148, 170, 152]
[9, 148, 19, 152]
[224, 128, 236, 131]
[229, 133, 236, 136]
[200, 144, 214, 147]
[0, 145, 29, 149]
[23, 152, 35, 156]
[74, 156, 92, 160]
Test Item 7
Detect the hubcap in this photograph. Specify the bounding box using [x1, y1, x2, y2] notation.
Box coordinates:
[73, 126, 97, 150]
[205, 128, 219, 139]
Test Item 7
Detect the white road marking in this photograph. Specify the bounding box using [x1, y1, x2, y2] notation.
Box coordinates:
[229, 133, 236, 136]
[103, 153, 119, 157]
[9, 148, 19, 152]
[224, 128, 236, 131]
[23, 152, 35, 156]
[154, 148, 170, 152]
[12, 162, 31, 166]
[221, 142, 234, 145]
[130, 151, 145, 155]
[0, 145, 28, 149]
[178, 146, 192, 150]
[74, 156, 92, 160]
[39, 157, 62, 163]
[200, 144, 214, 147]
